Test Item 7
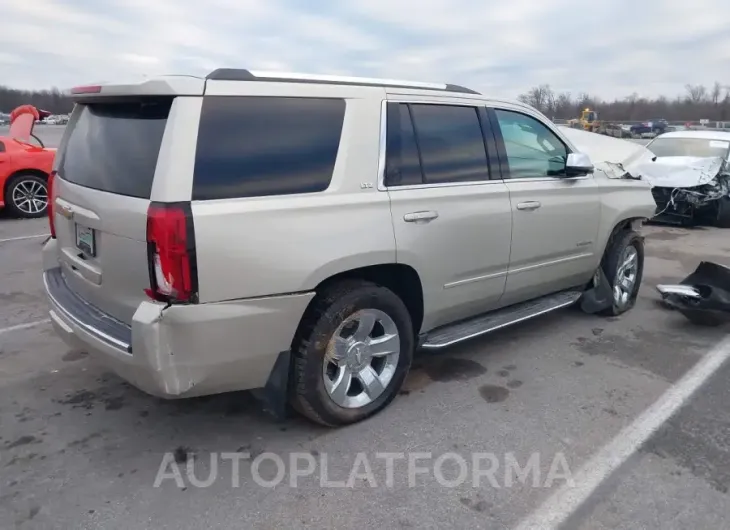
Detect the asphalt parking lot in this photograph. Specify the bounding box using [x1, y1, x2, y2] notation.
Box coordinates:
[2, 126, 730, 529]
[2, 214, 730, 529]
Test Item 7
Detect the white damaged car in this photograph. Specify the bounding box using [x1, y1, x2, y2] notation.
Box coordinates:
[561, 128, 730, 226]
[640, 131, 730, 226]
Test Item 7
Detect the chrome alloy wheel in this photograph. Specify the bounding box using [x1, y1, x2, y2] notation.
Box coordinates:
[613, 245, 639, 308]
[323, 309, 401, 409]
[11, 179, 48, 215]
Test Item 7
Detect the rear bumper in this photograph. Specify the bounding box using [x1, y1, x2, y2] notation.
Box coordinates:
[42, 243, 315, 398]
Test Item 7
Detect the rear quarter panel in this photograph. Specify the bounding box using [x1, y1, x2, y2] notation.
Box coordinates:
[190, 90, 396, 303]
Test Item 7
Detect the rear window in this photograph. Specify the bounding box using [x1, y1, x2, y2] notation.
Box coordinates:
[57, 99, 171, 198]
[647, 137, 730, 158]
[192, 96, 345, 201]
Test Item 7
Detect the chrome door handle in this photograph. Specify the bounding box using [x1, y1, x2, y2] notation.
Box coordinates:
[404, 210, 439, 222]
[516, 201, 541, 211]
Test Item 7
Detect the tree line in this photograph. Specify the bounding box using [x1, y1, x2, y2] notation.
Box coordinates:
[2, 81, 730, 122]
[518, 82, 730, 123]
[0, 86, 74, 115]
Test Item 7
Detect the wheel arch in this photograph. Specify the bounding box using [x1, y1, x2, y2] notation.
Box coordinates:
[600, 217, 645, 262]
[3, 168, 49, 196]
[308, 263, 425, 336]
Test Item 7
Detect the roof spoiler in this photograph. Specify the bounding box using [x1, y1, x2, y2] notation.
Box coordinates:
[65, 75, 206, 99]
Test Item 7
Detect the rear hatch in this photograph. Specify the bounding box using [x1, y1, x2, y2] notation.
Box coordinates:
[52, 98, 172, 324]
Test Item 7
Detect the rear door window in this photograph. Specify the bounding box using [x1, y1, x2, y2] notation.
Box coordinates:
[192, 96, 345, 200]
[57, 99, 172, 198]
[385, 103, 424, 186]
[408, 104, 490, 184]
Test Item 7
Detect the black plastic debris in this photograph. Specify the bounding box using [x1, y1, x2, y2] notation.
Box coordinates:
[657, 261, 730, 326]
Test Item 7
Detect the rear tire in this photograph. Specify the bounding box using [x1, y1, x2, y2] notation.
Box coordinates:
[714, 196, 730, 228]
[599, 230, 645, 316]
[5, 173, 48, 218]
[290, 280, 414, 427]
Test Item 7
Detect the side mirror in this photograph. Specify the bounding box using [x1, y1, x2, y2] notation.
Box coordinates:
[564, 152, 594, 177]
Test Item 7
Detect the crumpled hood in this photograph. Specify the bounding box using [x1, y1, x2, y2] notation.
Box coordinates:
[559, 126, 727, 186]
[627, 156, 726, 188]
[559, 126, 656, 178]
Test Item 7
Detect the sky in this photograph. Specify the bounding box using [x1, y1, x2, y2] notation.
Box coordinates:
[2, 0, 730, 101]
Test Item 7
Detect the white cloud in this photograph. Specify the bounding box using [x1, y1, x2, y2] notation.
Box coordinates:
[0, 52, 22, 64]
[118, 54, 161, 65]
[2, 0, 729, 101]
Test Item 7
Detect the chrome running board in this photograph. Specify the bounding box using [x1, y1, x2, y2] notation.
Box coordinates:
[422, 290, 583, 349]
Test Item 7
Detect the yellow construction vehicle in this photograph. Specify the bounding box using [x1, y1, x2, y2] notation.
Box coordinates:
[568, 108, 601, 132]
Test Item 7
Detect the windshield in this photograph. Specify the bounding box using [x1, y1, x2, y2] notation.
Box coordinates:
[647, 137, 730, 158]
[585, 112, 596, 122]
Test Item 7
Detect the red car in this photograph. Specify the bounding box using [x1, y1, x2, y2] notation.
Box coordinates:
[0, 105, 56, 218]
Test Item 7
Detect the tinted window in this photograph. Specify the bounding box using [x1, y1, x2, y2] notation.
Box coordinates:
[57, 99, 171, 198]
[385, 104, 424, 186]
[0, 140, 4, 153]
[409, 104, 489, 184]
[494, 109, 568, 178]
[193, 97, 345, 200]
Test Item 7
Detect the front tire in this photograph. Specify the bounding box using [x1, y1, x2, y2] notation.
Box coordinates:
[600, 230, 645, 316]
[291, 280, 414, 426]
[5, 173, 48, 218]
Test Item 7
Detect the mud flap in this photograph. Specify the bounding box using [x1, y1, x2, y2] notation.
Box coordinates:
[580, 267, 614, 314]
[250, 350, 292, 421]
[657, 261, 730, 326]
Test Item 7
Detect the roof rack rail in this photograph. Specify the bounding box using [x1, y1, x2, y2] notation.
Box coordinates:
[205, 69, 480, 95]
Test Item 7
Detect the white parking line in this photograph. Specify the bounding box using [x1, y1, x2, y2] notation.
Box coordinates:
[0, 234, 50, 244]
[514, 334, 730, 530]
[0, 319, 51, 336]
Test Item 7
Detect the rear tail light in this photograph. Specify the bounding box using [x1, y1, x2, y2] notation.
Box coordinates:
[144, 202, 198, 304]
[48, 170, 56, 238]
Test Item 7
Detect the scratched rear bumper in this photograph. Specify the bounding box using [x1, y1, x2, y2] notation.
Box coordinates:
[42, 240, 314, 398]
